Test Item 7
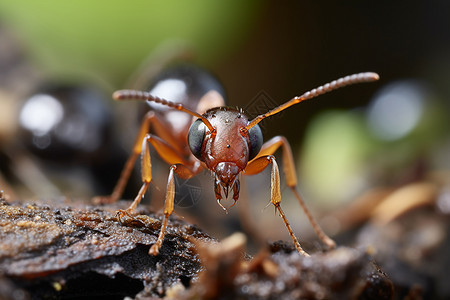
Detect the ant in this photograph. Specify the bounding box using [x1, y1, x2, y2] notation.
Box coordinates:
[96, 68, 379, 256]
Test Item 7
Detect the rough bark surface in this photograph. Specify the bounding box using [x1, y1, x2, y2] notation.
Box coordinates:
[0, 198, 393, 299]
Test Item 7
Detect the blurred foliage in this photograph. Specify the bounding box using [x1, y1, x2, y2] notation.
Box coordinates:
[299, 83, 448, 207]
[300, 110, 375, 206]
[0, 1, 262, 86]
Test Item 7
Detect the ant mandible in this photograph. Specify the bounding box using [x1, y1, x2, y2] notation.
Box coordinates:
[96, 69, 379, 256]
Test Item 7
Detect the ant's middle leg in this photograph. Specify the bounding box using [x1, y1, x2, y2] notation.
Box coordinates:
[248, 136, 336, 250]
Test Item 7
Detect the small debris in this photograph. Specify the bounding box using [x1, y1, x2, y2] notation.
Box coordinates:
[165, 234, 393, 300]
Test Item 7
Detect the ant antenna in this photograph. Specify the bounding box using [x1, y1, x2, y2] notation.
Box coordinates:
[245, 72, 379, 131]
[113, 90, 216, 133]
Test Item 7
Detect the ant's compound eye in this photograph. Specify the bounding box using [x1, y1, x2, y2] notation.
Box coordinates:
[188, 119, 206, 160]
[248, 124, 263, 160]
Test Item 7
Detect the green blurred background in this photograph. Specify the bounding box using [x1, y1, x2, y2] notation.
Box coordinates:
[0, 0, 260, 86]
[2, 3, 450, 297]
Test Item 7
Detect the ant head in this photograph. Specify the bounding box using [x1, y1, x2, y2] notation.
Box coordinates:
[188, 107, 262, 170]
[188, 107, 262, 204]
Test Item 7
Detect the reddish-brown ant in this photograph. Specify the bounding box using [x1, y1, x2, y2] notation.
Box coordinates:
[96, 70, 379, 256]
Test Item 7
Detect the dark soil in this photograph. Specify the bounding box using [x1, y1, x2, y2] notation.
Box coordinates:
[0, 197, 395, 300]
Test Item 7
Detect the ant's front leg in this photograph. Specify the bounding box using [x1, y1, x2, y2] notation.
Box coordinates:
[94, 111, 185, 204]
[149, 163, 200, 255]
[244, 155, 309, 256]
[116, 133, 192, 222]
[250, 136, 336, 250]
